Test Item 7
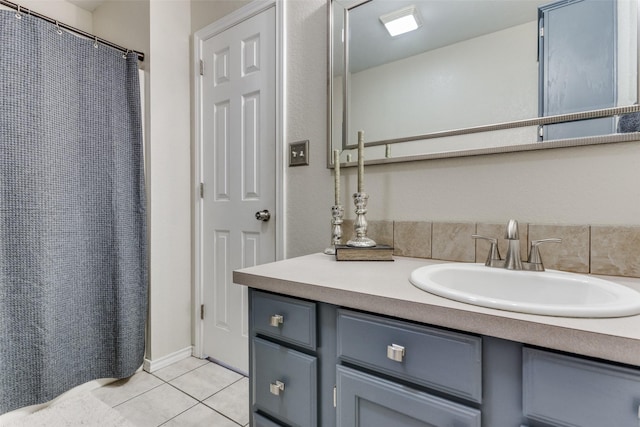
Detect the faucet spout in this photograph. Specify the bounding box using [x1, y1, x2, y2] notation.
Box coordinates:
[505, 219, 519, 240]
[503, 219, 523, 270]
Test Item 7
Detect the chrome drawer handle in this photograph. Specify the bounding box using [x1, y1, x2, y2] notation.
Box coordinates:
[270, 380, 285, 396]
[270, 314, 284, 327]
[387, 344, 405, 362]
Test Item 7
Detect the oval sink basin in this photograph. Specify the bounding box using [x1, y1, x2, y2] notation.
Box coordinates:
[410, 263, 640, 318]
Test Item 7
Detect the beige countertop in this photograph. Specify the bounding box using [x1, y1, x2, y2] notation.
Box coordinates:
[233, 253, 640, 367]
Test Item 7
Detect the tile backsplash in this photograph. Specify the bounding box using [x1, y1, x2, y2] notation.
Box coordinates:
[432, 222, 475, 263]
[341, 220, 640, 278]
[591, 226, 640, 277]
[393, 221, 432, 259]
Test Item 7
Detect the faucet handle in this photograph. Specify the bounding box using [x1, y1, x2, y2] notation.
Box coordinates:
[527, 238, 562, 270]
[472, 234, 502, 267]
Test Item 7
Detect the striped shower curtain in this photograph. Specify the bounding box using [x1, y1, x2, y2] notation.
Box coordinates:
[0, 10, 147, 414]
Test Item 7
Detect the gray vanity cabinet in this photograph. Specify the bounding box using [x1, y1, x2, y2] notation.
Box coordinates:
[249, 289, 640, 427]
[250, 291, 319, 426]
[250, 290, 337, 427]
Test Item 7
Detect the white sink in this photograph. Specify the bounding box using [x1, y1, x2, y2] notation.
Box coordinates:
[410, 263, 640, 318]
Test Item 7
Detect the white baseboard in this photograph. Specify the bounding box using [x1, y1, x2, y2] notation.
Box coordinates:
[143, 346, 193, 373]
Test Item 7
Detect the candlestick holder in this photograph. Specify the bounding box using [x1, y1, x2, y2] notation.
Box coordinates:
[324, 204, 344, 255]
[346, 192, 376, 248]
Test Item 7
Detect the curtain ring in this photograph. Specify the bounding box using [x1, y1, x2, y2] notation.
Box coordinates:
[55, 21, 63, 35]
[94, 36, 99, 49]
[15, 5, 22, 19]
[122, 49, 129, 59]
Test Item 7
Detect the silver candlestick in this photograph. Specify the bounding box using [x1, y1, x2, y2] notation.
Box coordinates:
[324, 204, 344, 255]
[346, 192, 376, 247]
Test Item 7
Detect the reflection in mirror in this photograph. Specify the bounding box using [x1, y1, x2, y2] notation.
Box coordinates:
[328, 0, 640, 165]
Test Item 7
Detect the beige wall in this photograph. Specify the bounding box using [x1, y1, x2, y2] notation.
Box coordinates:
[144, 0, 192, 360]
[92, 0, 150, 70]
[285, 0, 334, 257]
[190, 0, 251, 33]
[285, 0, 640, 258]
[0, 0, 93, 31]
[358, 142, 640, 225]
[94, 0, 192, 362]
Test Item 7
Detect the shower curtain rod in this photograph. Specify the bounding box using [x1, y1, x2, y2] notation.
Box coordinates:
[0, 0, 145, 62]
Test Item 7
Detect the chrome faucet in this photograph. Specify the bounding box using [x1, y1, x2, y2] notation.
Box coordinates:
[473, 219, 561, 272]
[503, 219, 523, 270]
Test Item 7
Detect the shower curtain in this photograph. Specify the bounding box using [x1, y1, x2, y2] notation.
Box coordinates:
[0, 11, 147, 414]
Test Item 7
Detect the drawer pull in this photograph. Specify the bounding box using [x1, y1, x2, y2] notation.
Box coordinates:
[270, 314, 284, 327]
[387, 344, 405, 362]
[269, 380, 285, 396]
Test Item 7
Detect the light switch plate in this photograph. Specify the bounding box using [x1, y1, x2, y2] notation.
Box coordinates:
[289, 140, 309, 166]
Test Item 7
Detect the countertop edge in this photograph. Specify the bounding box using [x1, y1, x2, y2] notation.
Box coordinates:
[233, 259, 640, 367]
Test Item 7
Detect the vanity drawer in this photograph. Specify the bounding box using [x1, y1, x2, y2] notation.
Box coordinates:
[337, 309, 482, 402]
[252, 337, 317, 427]
[523, 347, 640, 427]
[252, 291, 317, 350]
[253, 412, 284, 427]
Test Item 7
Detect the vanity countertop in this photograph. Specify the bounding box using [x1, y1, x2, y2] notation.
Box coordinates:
[233, 253, 640, 366]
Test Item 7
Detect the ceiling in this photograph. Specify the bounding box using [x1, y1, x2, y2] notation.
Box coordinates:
[67, 0, 106, 12]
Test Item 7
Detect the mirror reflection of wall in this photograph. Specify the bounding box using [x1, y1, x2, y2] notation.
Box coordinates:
[330, 0, 640, 164]
[349, 19, 538, 142]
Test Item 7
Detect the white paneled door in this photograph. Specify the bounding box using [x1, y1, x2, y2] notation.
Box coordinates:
[200, 6, 276, 373]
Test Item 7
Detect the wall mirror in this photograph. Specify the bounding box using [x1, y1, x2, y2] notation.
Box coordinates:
[328, 0, 640, 166]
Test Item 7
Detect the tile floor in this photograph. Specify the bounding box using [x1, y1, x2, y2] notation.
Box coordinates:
[92, 357, 249, 427]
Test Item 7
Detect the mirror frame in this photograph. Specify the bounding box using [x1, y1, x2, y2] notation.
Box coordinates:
[327, 0, 640, 168]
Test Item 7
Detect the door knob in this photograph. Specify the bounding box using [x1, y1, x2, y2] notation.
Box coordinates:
[255, 210, 271, 221]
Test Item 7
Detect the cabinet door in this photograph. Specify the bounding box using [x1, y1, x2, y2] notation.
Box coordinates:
[336, 365, 481, 427]
[523, 348, 640, 427]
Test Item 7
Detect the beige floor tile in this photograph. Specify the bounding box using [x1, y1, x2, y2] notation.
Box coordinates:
[203, 377, 249, 426]
[169, 363, 243, 401]
[92, 371, 164, 407]
[152, 357, 210, 382]
[113, 383, 197, 427]
[162, 404, 239, 427]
